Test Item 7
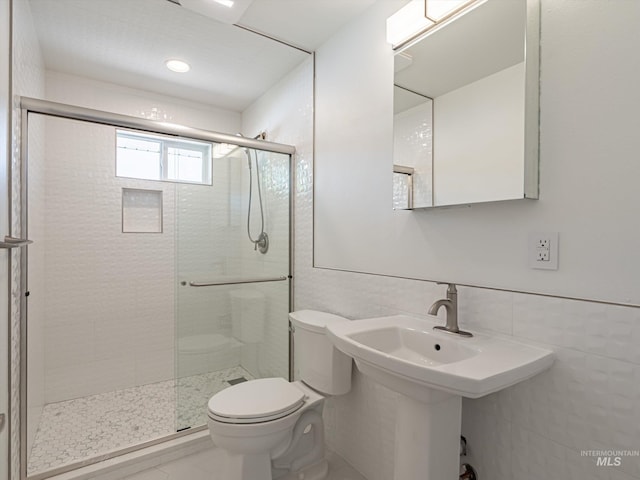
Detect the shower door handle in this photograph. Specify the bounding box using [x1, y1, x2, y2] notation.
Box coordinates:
[0, 413, 5, 432]
[0, 236, 33, 249]
[189, 275, 288, 287]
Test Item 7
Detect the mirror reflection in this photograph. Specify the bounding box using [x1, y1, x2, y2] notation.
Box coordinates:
[392, 0, 538, 208]
[27, 0, 311, 111]
[19, 0, 317, 476]
[393, 85, 433, 209]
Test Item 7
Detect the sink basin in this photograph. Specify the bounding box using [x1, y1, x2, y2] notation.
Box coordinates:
[327, 314, 554, 400]
[347, 325, 478, 366]
[326, 314, 555, 480]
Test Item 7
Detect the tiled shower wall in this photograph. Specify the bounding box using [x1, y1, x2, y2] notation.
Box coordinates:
[24, 68, 294, 401]
[11, 0, 45, 463]
[241, 57, 314, 380]
[40, 116, 178, 401]
[36, 74, 253, 402]
[235, 149, 292, 380]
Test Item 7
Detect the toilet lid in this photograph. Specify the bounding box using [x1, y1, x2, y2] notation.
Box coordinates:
[207, 378, 305, 424]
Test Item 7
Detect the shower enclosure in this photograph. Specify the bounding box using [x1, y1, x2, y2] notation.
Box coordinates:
[14, 98, 293, 478]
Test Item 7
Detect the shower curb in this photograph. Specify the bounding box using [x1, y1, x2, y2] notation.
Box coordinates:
[42, 430, 211, 480]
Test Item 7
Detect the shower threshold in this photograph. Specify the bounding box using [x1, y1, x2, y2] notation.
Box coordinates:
[27, 365, 254, 476]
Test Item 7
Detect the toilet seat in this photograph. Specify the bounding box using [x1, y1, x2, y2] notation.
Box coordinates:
[207, 377, 306, 424]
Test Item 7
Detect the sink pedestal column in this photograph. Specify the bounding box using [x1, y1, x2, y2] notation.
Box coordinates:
[394, 390, 461, 480]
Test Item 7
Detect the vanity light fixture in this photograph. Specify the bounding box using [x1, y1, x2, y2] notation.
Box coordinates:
[387, 0, 485, 49]
[212, 0, 234, 7]
[165, 59, 191, 73]
[175, 0, 251, 24]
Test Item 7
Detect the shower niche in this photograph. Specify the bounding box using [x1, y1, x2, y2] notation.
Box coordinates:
[22, 110, 292, 477]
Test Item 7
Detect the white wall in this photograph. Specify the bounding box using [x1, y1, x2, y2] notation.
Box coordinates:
[434, 62, 525, 205]
[314, 0, 640, 306]
[300, 1, 640, 480]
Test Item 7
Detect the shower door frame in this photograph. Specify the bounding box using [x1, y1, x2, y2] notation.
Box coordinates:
[16, 97, 296, 479]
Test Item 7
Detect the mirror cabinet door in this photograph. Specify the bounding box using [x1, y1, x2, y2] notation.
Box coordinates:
[392, 0, 539, 209]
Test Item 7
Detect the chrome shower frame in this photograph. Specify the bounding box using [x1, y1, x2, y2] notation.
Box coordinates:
[15, 96, 296, 479]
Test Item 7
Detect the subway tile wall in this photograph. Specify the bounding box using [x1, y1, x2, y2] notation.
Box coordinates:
[298, 266, 640, 480]
[11, 0, 46, 470]
[393, 101, 433, 208]
[36, 85, 292, 402]
[41, 116, 178, 401]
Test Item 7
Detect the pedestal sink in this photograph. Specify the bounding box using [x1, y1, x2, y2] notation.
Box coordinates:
[326, 315, 554, 480]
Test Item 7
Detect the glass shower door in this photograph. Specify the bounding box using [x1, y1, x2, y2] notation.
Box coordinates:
[175, 146, 291, 431]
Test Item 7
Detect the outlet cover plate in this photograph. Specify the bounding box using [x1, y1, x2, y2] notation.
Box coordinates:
[529, 232, 559, 270]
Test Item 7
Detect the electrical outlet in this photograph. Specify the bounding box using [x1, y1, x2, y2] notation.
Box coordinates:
[529, 232, 559, 270]
[536, 237, 550, 262]
[537, 238, 549, 249]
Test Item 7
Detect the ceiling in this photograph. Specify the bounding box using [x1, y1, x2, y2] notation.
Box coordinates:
[28, 0, 378, 111]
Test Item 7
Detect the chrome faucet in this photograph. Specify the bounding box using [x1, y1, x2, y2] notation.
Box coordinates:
[428, 283, 473, 337]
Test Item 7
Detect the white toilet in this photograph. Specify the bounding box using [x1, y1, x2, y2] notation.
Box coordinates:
[207, 310, 353, 480]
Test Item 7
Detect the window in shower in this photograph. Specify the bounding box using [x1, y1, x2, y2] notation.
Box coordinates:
[116, 130, 213, 185]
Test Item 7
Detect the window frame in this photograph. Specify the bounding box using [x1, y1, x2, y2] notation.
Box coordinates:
[116, 129, 213, 186]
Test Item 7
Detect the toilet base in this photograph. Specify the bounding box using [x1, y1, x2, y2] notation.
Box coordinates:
[276, 458, 329, 480]
[224, 451, 273, 480]
[222, 452, 328, 480]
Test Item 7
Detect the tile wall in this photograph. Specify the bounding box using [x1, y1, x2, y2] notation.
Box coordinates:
[393, 99, 432, 208]
[11, 0, 46, 466]
[301, 275, 640, 480]
[43, 71, 293, 390]
[242, 56, 315, 380]
[40, 116, 179, 401]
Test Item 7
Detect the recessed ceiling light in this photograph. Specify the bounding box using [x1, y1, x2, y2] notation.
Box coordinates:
[212, 0, 234, 7]
[165, 59, 190, 73]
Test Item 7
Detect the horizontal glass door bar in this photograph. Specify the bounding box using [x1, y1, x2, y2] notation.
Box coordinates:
[188, 276, 289, 287]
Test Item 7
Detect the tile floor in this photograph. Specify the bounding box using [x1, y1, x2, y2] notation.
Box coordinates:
[121, 445, 368, 480]
[28, 366, 253, 475]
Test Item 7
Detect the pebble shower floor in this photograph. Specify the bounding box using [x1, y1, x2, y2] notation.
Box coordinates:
[27, 366, 253, 474]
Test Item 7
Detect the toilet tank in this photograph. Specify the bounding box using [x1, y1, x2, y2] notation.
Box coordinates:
[290, 310, 352, 395]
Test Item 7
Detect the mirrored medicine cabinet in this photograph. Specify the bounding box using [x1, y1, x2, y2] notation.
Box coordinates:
[392, 0, 540, 209]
